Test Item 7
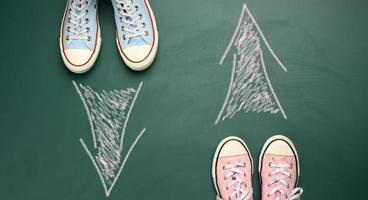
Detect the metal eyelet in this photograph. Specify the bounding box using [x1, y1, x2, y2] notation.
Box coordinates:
[138, 14, 143, 19]
[87, 36, 91, 41]
[141, 22, 146, 28]
[121, 26, 125, 31]
[67, 26, 70, 32]
[66, 35, 70, 41]
[85, 18, 89, 23]
[267, 193, 270, 197]
[134, 5, 138, 11]
[144, 31, 149, 36]
[86, 27, 90, 32]
[122, 35, 126, 40]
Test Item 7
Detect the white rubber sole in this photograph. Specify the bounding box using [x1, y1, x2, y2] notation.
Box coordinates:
[59, 2, 101, 74]
[258, 135, 300, 185]
[59, 35, 101, 74]
[116, 0, 159, 71]
[211, 136, 253, 195]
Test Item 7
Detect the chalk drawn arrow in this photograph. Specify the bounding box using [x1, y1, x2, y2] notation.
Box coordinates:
[73, 81, 146, 197]
[215, 3, 288, 125]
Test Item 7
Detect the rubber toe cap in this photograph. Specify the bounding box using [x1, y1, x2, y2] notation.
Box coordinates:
[64, 49, 93, 66]
[265, 139, 294, 156]
[219, 139, 247, 157]
[123, 45, 152, 62]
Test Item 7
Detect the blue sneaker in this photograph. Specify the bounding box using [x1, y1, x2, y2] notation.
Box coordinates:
[111, 0, 159, 71]
[60, 0, 101, 73]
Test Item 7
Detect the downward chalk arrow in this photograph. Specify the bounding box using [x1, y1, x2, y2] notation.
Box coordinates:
[73, 81, 146, 197]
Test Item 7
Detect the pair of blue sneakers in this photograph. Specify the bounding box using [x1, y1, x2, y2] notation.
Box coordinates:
[60, 0, 159, 73]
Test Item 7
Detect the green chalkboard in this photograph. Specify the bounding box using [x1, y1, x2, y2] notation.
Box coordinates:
[0, 0, 367, 199]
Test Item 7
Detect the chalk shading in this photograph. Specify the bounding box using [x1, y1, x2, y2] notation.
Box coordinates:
[215, 4, 287, 125]
[73, 81, 146, 197]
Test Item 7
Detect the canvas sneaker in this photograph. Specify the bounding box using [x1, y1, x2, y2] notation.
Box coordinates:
[259, 135, 303, 200]
[111, 0, 159, 71]
[212, 136, 253, 200]
[60, 0, 101, 73]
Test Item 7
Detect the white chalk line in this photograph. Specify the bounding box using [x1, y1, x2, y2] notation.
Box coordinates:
[260, 51, 287, 119]
[120, 82, 143, 150]
[73, 80, 97, 148]
[215, 54, 237, 125]
[106, 128, 146, 196]
[219, 5, 245, 65]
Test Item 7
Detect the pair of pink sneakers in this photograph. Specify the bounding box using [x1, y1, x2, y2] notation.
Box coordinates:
[212, 135, 303, 200]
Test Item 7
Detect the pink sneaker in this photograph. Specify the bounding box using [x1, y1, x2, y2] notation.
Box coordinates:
[212, 136, 253, 200]
[259, 135, 303, 200]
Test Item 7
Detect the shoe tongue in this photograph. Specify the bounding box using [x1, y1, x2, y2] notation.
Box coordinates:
[127, 36, 148, 46]
[67, 39, 90, 50]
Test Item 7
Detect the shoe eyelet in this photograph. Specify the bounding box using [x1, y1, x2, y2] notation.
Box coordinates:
[87, 36, 91, 41]
[267, 193, 270, 197]
[86, 27, 90, 32]
[138, 14, 143, 19]
[268, 162, 271, 167]
[121, 26, 125, 31]
[122, 35, 126, 40]
[134, 5, 138, 11]
[141, 22, 146, 28]
[287, 184, 290, 189]
[85, 18, 89, 23]
[66, 35, 70, 41]
[144, 31, 149, 36]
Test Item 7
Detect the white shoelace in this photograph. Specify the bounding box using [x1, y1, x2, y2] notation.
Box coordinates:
[115, 0, 147, 40]
[267, 162, 303, 200]
[67, 0, 90, 41]
[217, 162, 252, 200]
